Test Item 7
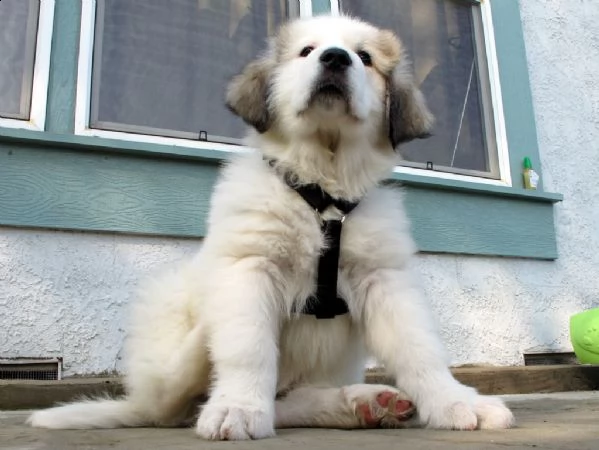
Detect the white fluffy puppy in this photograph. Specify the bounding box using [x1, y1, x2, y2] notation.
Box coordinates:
[29, 15, 514, 439]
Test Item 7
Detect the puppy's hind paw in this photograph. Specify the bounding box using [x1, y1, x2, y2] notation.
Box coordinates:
[344, 384, 416, 429]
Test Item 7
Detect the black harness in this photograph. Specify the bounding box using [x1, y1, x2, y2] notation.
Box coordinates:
[267, 159, 360, 319]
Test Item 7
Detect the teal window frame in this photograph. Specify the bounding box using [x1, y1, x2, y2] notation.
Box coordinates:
[0, 0, 562, 260]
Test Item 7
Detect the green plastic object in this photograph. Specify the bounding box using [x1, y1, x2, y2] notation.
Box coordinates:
[570, 307, 599, 364]
[523, 157, 533, 170]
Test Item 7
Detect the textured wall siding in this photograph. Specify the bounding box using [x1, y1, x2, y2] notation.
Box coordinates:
[1, 1, 599, 374]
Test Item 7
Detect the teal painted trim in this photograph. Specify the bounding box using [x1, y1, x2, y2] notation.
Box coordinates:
[44, 0, 81, 134]
[0, 0, 560, 260]
[311, 0, 331, 15]
[0, 141, 558, 259]
[0, 127, 563, 203]
[491, 0, 543, 190]
[0, 143, 217, 238]
[403, 185, 557, 260]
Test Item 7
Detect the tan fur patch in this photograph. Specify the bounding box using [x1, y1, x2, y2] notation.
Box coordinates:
[226, 56, 275, 133]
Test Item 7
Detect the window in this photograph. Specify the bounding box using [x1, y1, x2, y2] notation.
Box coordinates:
[76, 0, 506, 182]
[0, 0, 40, 120]
[0, 0, 54, 131]
[339, 0, 502, 180]
[86, 0, 293, 144]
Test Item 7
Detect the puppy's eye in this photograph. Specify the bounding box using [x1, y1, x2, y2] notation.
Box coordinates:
[357, 50, 372, 67]
[299, 46, 314, 57]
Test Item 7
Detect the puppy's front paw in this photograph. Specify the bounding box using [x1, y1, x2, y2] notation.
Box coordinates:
[473, 395, 515, 430]
[196, 403, 275, 440]
[428, 401, 478, 430]
[425, 395, 514, 430]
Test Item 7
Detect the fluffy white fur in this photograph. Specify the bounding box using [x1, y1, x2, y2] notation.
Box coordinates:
[28, 15, 514, 439]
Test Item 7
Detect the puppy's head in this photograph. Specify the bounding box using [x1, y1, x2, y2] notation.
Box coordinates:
[226, 15, 433, 149]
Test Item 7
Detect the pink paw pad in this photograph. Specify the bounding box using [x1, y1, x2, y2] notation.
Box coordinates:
[356, 391, 416, 428]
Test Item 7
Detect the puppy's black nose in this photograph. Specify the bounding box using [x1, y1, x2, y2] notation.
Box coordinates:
[320, 48, 352, 71]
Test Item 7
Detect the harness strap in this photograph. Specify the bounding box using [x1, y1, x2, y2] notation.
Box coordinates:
[266, 159, 359, 319]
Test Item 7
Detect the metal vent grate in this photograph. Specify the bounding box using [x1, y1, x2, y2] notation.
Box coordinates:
[523, 352, 578, 366]
[0, 358, 62, 380]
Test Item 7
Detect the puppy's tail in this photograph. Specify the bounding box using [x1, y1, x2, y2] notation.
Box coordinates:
[27, 398, 145, 429]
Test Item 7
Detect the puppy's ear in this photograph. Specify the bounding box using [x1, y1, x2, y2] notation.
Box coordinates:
[226, 55, 275, 134]
[387, 61, 434, 149]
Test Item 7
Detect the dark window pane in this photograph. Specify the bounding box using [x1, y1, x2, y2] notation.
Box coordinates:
[91, 0, 289, 142]
[341, 0, 497, 177]
[0, 0, 39, 119]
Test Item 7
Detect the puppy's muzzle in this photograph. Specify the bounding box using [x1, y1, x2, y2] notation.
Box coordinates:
[306, 47, 353, 110]
[319, 47, 352, 72]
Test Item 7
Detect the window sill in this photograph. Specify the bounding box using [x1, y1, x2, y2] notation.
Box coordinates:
[0, 127, 233, 163]
[390, 172, 562, 204]
[0, 127, 563, 203]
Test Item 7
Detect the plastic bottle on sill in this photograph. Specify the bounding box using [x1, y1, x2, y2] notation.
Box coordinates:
[523, 157, 540, 190]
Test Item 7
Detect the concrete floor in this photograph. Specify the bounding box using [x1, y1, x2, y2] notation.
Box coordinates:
[1, 392, 598, 450]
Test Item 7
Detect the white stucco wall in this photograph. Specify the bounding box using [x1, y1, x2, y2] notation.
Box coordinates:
[0, 229, 200, 375]
[1, 0, 598, 375]
[425, 0, 599, 363]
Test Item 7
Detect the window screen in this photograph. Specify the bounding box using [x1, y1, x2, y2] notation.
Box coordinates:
[91, 0, 291, 143]
[342, 0, 499, 178]
[0, 0, 39, 120]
